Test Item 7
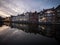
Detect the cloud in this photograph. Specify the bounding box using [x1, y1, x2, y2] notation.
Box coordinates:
[0, 11, 10, 17]
[0, 0, 60, 17]
[0, 0, 32, 17]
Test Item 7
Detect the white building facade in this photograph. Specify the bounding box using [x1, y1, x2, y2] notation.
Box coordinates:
[11, 13, 29, 22]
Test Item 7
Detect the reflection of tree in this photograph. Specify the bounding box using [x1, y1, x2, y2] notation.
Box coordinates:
[27, 23, 40, 34]
[0, 16, 3, 23]
[0, 16, 3, 27]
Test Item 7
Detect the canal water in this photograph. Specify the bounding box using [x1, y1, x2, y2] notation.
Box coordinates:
[0, 22, 60, 45]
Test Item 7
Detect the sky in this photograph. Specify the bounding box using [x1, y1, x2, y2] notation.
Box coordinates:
[0, 0, 60, 17]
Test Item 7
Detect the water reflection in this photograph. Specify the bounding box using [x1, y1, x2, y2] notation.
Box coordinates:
[3, 22, 58, 38]
[0, 22, 60, 45]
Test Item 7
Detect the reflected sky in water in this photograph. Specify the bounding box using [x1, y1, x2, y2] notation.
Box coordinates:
[0, 23, 59, 45]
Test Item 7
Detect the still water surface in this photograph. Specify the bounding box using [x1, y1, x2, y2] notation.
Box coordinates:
[0, 23, 60, 45]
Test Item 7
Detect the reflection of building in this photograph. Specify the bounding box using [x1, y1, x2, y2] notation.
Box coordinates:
[10, 23, 29, 30]
[4, 22, 10, 26]
[9, 23, 56, 37]
[56, 5, 60, 23]
[10, 23, 40, 34]
[39, 25, 56, 37]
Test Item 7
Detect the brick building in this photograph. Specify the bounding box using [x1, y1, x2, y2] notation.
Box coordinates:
[56, 5, 60, 23]
[42, 8, 56, 24]
[29, 11, 38, 23]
